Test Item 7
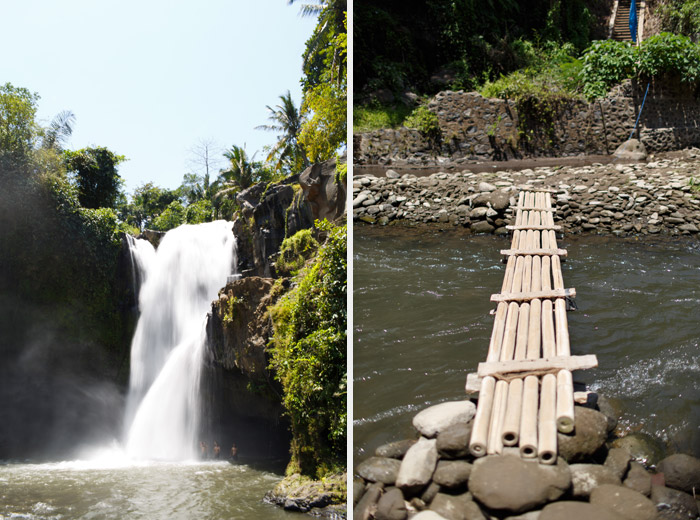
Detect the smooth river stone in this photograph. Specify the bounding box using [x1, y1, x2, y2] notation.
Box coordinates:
[557, 406, 608, 462]
[436, 421, 473, 459]
[589, 484, 658, 520]
[656, 453, 700, 494]
[569, 464, 621, 498]
[396, 437, 438, 493]
[375, 487, 407, 520]
[356, 456, 402, 485]
[469, 455, 570, 513]
[429, 493, 486, 520]
[412, 401, 476, 438]
[539, 501, 626, 520]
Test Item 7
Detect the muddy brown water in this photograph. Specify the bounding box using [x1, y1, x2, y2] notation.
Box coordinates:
[353, 227, 700, 465]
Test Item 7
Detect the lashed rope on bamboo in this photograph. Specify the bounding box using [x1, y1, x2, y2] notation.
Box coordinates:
[466, 189, 598, 464]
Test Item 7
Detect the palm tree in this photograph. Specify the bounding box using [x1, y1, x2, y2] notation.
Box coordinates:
[256, 91, 308, 174]
[214, 145, 259, 200]
[41, 110, 75, 151]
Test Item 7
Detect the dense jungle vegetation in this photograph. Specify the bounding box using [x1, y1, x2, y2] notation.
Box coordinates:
[355, 0, 700, 132]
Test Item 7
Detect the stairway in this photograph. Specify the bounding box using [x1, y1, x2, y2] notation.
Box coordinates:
[611, 0, 640, 42]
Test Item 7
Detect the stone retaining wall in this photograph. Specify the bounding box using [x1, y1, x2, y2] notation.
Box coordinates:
[354, 79, 700, 166]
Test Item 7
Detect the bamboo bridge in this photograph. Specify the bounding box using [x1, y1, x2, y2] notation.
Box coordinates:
[466, 188, 598, 464]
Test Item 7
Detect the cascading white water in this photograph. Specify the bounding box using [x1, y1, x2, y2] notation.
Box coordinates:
[124, 221, 236, 460]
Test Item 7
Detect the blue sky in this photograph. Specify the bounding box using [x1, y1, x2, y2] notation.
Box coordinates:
[1, 1, 318, 194]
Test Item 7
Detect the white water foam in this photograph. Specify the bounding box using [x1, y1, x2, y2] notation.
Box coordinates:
[123, 221, 236, 460]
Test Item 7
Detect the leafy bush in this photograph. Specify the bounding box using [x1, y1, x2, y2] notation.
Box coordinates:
[657, 0, 700, 42]
[184, 198, 213, 225]
[403, 105, 442, 142]
[151, 200, 185, 231]
[276, 228, 320, 276]
[353, 103, 413, 132]
[638, 32, 700, 82]
[269, 220, 346, 478]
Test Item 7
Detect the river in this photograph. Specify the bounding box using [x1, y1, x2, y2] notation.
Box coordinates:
[354, 227, 700, 465]
[0, 456, 291, 519]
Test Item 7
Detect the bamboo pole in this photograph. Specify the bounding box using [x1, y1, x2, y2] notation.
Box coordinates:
[469, 375, 496, 457]
[487, 379, 509, 455]
[552, 255, 575, 433]
[499, 302, 520, 363]
[538, 373, 557, 464]
[520, 375, 539, 458]
[502, 378, 524, 446]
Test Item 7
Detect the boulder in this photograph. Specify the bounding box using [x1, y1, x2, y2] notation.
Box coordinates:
[412, 401, 476, 438]
[471, 221, 495, 234]
[396, 437, 439, 493]
[469, 455, 570, 513]
[539, 501, 625, 520]
[375, 487, 407, 520]
[432, 460, 473, 490]
[611, 433, 665, 466]
[605, 447, 633, 480]
[436, 421, 473, 459]
[651, 485, 699, 520]
[430, 493, 487, 520]
[614, 139, 647, 161]
[624, 462, 652, 496]
[557, 406, 608, 462]
[503, 513, 542, 520]
[570, 464, 622, 498]
[376, 439, 418, 459]
[656, 453, 700, 494]
[478, 182, 497, 193]
[356, 457, 402, 485]
[354, 482, 383, 520]
[413, 511, 450, 520]
[589, 484, 658, 520]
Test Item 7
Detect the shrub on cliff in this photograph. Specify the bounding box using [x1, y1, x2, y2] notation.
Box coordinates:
[269, 219, 346, 478]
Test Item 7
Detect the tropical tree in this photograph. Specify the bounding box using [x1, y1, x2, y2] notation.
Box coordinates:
[256, 90, 308, 174]
[63, 147, 126, 209]
[0, 83, 40, 169]
[41, 110, 75, 151]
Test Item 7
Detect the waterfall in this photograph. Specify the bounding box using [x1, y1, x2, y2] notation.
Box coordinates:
[123, 221, 236, 460]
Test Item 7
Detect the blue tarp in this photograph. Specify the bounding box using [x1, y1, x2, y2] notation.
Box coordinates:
[629, 0, 638, 43]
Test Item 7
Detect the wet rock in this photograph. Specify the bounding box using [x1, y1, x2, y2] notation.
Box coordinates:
[356, 457, 402, 485]
[570, 464, 622, 498]
[471, 221, 495, 234]
[469, 455, 570, 513]
[396, 437, 439, 493]
[375, 487, 407, 520]
[354, 477, 366, 504]
[413, 401, 476, 438]
[539, 501, 626, 520]
[354, 482, 383, 520]
[595, 395, 620, 433]
[376, 439, 417, 459]
[611, 433, 665, 466]
[624, 462, 652, 496]
[421, 481, 441, 504]
[432, 460, 473, 490]
[557, 406, 608, 462]
[651, 485, 699, 520]
[605, 447, 633, 480]
[656, 453, 700, 494]
[430, 493, 487, 520]
[679, 223, 699, 233]
[437, 421, 473, 459]
[589, 484, 658, 520]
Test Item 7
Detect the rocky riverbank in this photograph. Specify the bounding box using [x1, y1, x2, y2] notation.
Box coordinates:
[353, 149, 700, 237]
[354, 395, 700, 520]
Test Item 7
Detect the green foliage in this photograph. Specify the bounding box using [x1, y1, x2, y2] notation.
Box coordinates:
[184, 198, 213, 225]
[334, 156, 346, 184]
[581, 34, 700, 100]
[269, 220, 346, 478]
[657, 0, 700, 42]
[223, 295, 244, 324]
[0, 82, 40, 168]
[403, 105, 442, 142]
[151, 200, 185, 231]
[257, 91, 309, 174]
[276, 229, 320, 276]
[353, 103, 413, 132]
[63, 147, 126, 209]
[121, 182, 180, 231]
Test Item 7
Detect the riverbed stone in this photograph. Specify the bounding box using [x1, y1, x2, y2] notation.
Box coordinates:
[354, 478, 366, 504]
[611, 433, 665, 466]
[539, 501, 626, 520]
[413, 511, 449, 520]
[396, 437, 438, 493]
[605, 447, 633, 480]
[624, 462, 652, 496]
[356, 456, 402, 484]
[503, 512, 542, 520]
[651, 485, 699, 519]
[430, 493, 487, 520]
[590, 484, 658, 520]
[412, 401, 476, 438]
[375, 487, 407, 520]
[557, 406, 608, 462]
[478, 182, 497, 192]
[432, 460, 473, 490]
[436, 421, 473, 459]
[656, 454, 700, 494]
[570, 464, 622, 498]
[471, 221, 495, 234]
[354, 482, 384, 520]
[376, 439, 418, 459]
[469, 455, 570, 513]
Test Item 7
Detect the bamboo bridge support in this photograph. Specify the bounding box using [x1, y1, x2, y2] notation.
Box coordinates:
[466, 189, 598, 464]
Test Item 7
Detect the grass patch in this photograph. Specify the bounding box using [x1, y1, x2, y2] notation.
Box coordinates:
[353, 103, 413, 132]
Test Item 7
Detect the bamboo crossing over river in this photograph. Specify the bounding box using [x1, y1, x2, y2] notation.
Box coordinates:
[466, 188, 598, 464]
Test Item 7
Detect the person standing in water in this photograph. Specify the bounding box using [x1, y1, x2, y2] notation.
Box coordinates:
[200, 441, 208, 459]
[230, 443, 238, 462]
[213, 441, 221, 459]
